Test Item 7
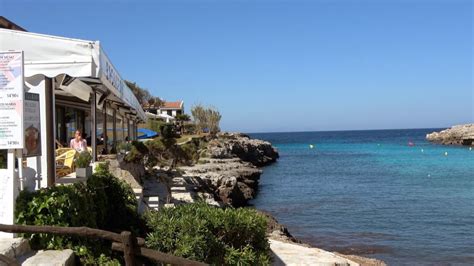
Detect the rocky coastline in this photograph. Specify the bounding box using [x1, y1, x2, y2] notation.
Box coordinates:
[180, 132, 279, 207]
[426, 124, 474, 145]
[176, 132, 385, 265]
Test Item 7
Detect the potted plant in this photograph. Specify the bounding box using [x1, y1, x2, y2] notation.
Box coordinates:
[75, 151, 92, 178]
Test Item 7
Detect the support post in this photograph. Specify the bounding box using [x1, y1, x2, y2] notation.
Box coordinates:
[103, 102, 108, 154]
[90, 91, 97, 162]
[121, 231, 135, 266]
[127, 117, 131, 140]
[134, 122, 138, 140]
[112, 109, 117, 153]
[0, 150, 18, 238]
[45, 78, 55, 187]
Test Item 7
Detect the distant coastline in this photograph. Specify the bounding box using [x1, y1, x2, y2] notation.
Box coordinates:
[426, 124, 474, 146]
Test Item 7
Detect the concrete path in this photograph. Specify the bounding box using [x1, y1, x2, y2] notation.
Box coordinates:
[270, 239, 359, 266]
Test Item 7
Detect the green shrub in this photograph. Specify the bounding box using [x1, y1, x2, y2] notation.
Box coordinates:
[76, 151, 92, 168]
[124, 141, 148, 163]
[159, 123, 178, 139]
[15, 164, 140, 265]
[88, 163, 140, 231]
[179, 141, 200, 165]
[145, 202, 270, 265]
[117, 142, 132, 154]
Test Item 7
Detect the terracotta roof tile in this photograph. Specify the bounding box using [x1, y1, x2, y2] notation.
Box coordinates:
[161, 101, 183, 109]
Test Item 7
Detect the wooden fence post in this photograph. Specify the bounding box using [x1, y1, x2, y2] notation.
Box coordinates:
[121, 231, 135, 266]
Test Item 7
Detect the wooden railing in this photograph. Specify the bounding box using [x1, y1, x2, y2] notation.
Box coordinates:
[0, 224, 206, 266]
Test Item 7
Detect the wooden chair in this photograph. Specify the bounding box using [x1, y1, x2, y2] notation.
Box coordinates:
[56, 149, 76, 177]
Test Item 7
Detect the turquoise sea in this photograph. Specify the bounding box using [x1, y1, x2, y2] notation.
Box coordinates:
[250, 129, 474, 265]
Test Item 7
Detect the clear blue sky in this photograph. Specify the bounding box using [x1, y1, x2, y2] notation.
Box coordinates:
[2, 0, 473, 133]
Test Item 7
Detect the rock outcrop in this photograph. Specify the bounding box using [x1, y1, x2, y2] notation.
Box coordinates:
[181, 158, 262, 207]
[208, 132, 279, 166]
[426, 124, 474, 145]
[179, 133, 279, 207]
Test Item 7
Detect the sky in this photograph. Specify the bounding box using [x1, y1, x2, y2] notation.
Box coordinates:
[2, 0, 473, 133]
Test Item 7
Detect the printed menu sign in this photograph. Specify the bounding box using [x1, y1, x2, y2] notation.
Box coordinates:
[0, 51, 24, 149]
[23, 93, 41, 157]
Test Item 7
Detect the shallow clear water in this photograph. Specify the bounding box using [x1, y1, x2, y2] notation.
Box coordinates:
[249, 129, 474, 265]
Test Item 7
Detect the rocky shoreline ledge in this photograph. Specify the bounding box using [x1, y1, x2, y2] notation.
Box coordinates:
[175, 132, 278, 207]
[172, 132, 385, 265]
[426, 124, 474, 146]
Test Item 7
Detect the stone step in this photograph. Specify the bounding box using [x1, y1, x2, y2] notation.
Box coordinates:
[18, 250, 75, 266]
[0, 238, 31, 260]
[144, 196, 160, 211]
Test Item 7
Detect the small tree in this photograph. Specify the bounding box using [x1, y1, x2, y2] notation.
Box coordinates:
[206, 107, 221, 135]
[191, 104, 207, 134]
[176, 114, 191, 135]
[191, 104, 221, 135]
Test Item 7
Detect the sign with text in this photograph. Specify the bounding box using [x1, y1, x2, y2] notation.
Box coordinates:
[0, 51, 24, 149]
[23, 92, 41, 157]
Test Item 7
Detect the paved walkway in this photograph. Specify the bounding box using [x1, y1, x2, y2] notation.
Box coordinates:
[270, 239, 359, 266]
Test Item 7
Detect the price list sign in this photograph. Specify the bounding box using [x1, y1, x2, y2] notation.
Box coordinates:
[0, 51, 24, 149]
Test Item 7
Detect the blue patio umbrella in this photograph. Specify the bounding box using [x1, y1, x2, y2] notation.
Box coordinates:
[137, 128, 159, 139]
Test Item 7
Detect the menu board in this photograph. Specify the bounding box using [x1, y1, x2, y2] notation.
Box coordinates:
[23, 92, 41, 157]
[0, 51, 24, 149]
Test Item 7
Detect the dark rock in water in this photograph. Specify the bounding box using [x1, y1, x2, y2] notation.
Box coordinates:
[426, 124, 474, 145]
[208, 132, 279, 167]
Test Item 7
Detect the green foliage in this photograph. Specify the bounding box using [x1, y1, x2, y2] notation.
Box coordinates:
[179, 140, 200, 165]
[144, 138, 166, 168]
[76, 151, 92, 168]
[125, 80, 162, 106]
[159, 123, 178, 139]
[183, 124, 196, 135]
[117, 142, 132, 154]
[175, 114, 191, 122]
[124, 141, 148, 163]
[87, 163, 140, 231]
[15, 164, 140, 265]
[145, 202, 270, 265]
[191, 104, 222, 135]
[142, 119, 166, 134]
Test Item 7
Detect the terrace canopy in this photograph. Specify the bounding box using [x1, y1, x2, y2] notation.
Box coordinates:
[0, 29, 146, 187]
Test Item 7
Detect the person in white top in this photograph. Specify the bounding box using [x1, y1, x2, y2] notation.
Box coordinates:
[70, 130, 87, 152]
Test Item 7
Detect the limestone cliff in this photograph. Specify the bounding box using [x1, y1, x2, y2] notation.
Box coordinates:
[180, 132, 279, 207]
[426, 124, 474, 145]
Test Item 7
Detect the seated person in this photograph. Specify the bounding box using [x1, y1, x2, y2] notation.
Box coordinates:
[70, 129, 88, 152]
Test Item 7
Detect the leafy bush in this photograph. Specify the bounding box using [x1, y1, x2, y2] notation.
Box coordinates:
[124, 141, 148, 163]
[159, 123, 178, 139]
[117, 142, 132, 154]
[15, 164, 140, 265]
[76, 151, 92, 168]
[145, 202, 270, 265]
[88, 163, 140, 231]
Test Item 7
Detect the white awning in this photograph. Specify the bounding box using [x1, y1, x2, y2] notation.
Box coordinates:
[0, 29, 146, 121]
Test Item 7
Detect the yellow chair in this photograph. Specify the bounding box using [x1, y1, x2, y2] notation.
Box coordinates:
[56, 147, 73, 157]
[56, 149, 76, 177]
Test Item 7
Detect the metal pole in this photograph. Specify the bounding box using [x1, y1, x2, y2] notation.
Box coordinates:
[112, 109, 117, 153]
[103, 102, 108, 154]
[45, 78, 55, 187]
[90, 91, 97, 162]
